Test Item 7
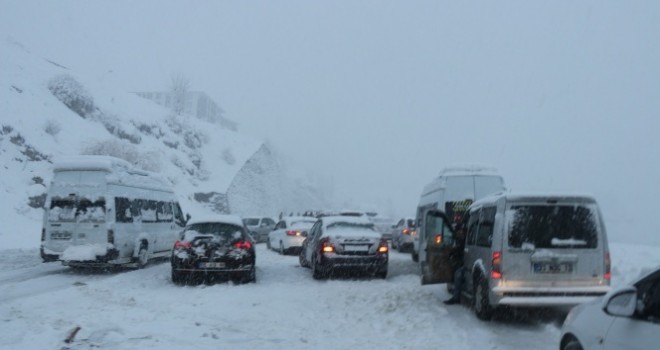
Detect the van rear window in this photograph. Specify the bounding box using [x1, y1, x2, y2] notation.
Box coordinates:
[507, 205, 598, 249]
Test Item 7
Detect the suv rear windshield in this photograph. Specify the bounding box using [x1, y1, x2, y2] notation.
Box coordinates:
[186, 223, 245, 242]
[507, 204, 599, 249]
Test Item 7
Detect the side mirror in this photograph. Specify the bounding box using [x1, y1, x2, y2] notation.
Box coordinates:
[603, 287, 637, 317]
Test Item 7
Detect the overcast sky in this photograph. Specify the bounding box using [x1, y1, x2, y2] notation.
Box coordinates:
[2, 1, 659, 243]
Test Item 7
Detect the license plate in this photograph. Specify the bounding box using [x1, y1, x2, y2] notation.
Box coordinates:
[200, 262, 226, 269]
[344, 245, 369, 252]
[533, 262, 573, 274]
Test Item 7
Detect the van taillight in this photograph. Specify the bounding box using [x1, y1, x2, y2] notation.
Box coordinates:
[491, 251, 502, 279]
[107, 229, 115, 244]
[41, 228, 45, 242]
[604, 252, 611, 280]
[233, 241, 252, 250]
[402, 228, 410, 235]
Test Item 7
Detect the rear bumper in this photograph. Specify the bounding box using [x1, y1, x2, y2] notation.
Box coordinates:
[491, 285, 611, 306]
[42, 246, 123, 266]
[319, 253, 388, 272]
[171, 256, 255, 274]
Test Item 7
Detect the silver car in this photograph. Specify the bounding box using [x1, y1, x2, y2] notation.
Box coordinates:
[390, 217, 416, 252]
[560, 266, 660, 350]
[242, 216, 276, 243]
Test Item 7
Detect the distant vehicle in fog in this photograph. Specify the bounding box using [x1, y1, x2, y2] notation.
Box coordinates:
[560, 266, 660, 350]
[267, 216, 317, 255]
[369, 216, 395, 241]
[391, 217, 416, 252]
[301, 216, 388, 279]
[413, 165, 506, 262]
[243, 216, 276, 243]
[171, 215, 256, 285]
[41, 156, 188, 269]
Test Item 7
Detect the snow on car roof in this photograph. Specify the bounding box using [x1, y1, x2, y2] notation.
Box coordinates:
[321, 215, 372, 229]
[439, 164, 501, 176]
[284, 216, 317, 224]
[187, 215, 245, 227]
[471, 192, 598, 207]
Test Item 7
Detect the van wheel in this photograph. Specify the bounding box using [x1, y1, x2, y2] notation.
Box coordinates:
[562, 339, 583, 350]
[136, 244, 149, 269]
[474, 274, 493, 320]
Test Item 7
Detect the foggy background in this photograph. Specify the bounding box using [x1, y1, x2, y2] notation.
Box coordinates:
[1, 1, 659, 244]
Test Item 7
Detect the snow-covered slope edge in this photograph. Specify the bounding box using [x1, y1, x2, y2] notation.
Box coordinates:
[0, 38, 329, 249]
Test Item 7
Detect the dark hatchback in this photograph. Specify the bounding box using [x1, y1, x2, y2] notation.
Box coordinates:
[171, 216, 256, 284]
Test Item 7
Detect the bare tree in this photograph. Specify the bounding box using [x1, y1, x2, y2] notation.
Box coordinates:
[170, 73, 191, 115]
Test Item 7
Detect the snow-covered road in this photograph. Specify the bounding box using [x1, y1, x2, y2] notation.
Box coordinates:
[1, 243, 659, 350]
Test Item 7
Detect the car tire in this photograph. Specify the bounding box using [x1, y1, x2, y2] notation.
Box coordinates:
[474, 274, 494, 320]
[391, 238, 398, 250]
[299, 251, 309, 268]
[171, 270, 185, 285]
[244, 266, 256, 284]
[411, 251, 419, 262]
[562, 340, 583, 350]
[266, 238, 271, 250]
[312, 256, 327, 280]
[135, 244, 149, 269]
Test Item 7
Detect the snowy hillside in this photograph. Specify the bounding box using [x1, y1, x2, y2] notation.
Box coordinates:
[0, 38, 329, 249]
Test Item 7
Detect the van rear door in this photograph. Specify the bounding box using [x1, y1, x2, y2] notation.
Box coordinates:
[420, 210, 460, 285]
[502, 199, 607, 286]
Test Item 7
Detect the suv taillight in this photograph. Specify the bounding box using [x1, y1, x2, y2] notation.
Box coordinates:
[491, 251, 502, 279]
[174, 240, 192, 250]
[377, 239, 388, 254]
[286, 230, 301, 236]
[233, 241, 252, 250]
[604, 251, 611, 281]
[107, 229, 115, 244]
[320, 238, 335, 253]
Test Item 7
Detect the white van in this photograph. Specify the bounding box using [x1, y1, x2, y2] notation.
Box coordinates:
[414, 166, 505, 262]
[420, 193, 611, 320]
[40, 156, 188, 268]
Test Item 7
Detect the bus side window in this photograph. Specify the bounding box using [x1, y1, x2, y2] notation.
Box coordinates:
[115, 197, 133, 223]
[157, 201, 173, 223]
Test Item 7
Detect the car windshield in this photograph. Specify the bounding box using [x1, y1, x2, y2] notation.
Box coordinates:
[186, 223, 245, 242]
[507, 204, 599, 249]
[243, 218, 259, 226]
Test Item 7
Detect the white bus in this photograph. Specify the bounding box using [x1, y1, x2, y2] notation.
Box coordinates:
[41, 156, 188, 268]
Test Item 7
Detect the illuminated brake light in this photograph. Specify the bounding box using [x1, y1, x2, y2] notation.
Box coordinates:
[604, 252, 611, 280]
[434, 235, 442, 245]
[174, 240, 192, 249]
[491, 251, 502, 279]
[321, 239, 335, 253]
[233, 241, 252, 250]
[402, 228, 410, 235]
[286, 230, 301, 236]
[377, 240, 388, 254]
